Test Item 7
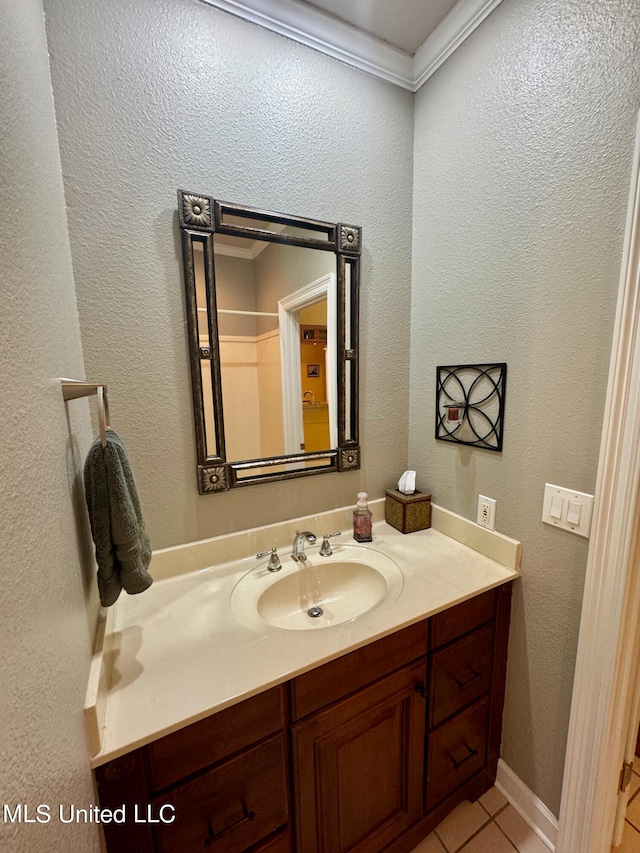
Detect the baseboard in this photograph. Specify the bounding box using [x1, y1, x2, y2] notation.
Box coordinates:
[495, 759, 559, 851]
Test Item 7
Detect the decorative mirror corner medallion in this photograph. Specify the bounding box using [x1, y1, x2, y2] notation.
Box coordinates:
[180, 192, 214, 230]
[199, 465, 229, 494]
[338, 224, 361, 254]
[339, 448, 361, 471]
[178, 191, 361, 493]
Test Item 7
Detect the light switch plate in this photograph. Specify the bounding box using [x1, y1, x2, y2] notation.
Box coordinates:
[542, 483, 594, 537]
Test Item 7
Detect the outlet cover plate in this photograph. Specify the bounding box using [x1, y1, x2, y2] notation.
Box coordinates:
[542, 483, 594, 538]
[477, 495, 497, 530]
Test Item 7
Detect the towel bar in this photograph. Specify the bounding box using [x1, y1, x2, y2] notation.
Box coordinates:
[60, 378, 111, 447]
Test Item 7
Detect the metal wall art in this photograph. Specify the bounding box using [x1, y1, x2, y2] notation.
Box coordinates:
[435, 363, 507, 452]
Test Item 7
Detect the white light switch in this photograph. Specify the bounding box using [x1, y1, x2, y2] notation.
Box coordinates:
[550, 494, 564, 520]
[567, 501, 582, 526]
[542, 483, 594, 538]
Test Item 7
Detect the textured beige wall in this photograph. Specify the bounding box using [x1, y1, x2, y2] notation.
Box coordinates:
[0, 1, 100, 850]
[44, 0, 414, 550]
[410, 0, 640, 815]
[36, 0, 638, 824]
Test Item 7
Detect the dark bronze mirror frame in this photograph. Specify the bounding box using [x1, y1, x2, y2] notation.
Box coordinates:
[177, 191, 361, 494]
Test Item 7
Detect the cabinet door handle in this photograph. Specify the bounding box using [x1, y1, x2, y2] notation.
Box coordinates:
[453, 667, 481, 689]
[414, 681, 428, 699]
[449, 741, 478, 770]
[203, 802, 255, 847]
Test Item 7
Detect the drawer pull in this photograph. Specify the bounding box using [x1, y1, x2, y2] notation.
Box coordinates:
[203, 802, 255, 847]
[449, 741, 478, 770]
[454, 668, 481, 690]
[414, 681, 428, 699]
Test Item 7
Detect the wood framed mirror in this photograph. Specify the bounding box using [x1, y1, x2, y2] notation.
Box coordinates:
[177, 191, 361, 493]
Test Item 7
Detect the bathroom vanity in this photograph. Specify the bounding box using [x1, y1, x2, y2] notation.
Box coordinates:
[89, 504, 518, 853]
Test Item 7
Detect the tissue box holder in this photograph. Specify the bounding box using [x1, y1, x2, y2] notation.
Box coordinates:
[385, 489, 431, 534]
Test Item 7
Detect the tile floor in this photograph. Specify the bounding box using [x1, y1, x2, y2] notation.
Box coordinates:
[411, 787, 552, 853]
[614, 759, 640, 852]
[407, 758, 640, 853]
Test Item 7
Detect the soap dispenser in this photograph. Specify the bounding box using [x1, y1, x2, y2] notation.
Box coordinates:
[353, 492, 373, 542]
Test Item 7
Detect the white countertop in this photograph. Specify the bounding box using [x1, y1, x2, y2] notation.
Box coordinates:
[87, 504, 520, 768]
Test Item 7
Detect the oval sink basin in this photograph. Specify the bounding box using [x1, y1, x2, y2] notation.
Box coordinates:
[231, 545, 403, 631]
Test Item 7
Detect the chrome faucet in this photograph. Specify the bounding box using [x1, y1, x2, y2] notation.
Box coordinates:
[292, 530, 316, 563]
[303, 390, 315, 404]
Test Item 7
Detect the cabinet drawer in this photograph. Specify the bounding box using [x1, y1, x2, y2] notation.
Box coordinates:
[429, 623, 494, 727]
[431, 589, 495, 649]
[426, 697, 489, 810]
[147, 686, 285, 791]
[152, 734, 288, 853]
[251, 828, 291, 852]
[291, 620, 429, 720]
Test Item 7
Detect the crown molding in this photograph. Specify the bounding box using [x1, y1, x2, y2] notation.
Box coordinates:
[199, 0, 415, 90]
[414, 0, 503, 89]
[199, 0, 503, 92]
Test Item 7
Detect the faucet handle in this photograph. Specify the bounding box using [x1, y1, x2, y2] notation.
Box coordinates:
[319, 531, 341, 556]
[256, 547, 282, 572]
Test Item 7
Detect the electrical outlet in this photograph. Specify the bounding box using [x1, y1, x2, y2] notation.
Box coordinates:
[477, 495, 497, 530]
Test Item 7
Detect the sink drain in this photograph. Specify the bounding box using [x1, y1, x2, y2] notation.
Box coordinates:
[307, 606, 324, 618]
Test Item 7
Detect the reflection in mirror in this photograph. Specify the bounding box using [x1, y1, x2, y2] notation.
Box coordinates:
[299, 301, 330, 452]
[218, 204, 334, 245]
[343, 258, 359, 445]
[192, 241, 218, 457]
[234, 456, 334, 483]
[344, 260, 352, 443]
[214, 234, 336, 462]
[200, 358, 217, 457]
[194, 243, 209, 346]
[178, 192, 361, 493]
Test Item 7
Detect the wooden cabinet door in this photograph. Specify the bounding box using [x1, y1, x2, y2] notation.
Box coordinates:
[293, 659, 427, 853]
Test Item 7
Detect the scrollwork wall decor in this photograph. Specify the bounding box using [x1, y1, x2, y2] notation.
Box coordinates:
[435, 363, 507, 452]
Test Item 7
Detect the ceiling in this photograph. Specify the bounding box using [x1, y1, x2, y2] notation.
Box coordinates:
[200, 0, 503, 91]
[302, 0, 460, 56]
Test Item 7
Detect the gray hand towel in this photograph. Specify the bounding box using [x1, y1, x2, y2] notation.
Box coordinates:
[84, 429, 153, 607]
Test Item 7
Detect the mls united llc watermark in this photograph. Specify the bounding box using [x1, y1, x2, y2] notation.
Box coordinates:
[2, 803, 176, 825]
